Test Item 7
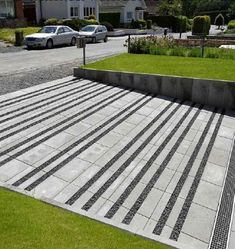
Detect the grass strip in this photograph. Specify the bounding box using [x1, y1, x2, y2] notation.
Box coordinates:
[83, 53, 235, 81]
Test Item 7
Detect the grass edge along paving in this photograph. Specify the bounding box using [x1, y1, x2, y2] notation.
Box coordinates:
[83, 53, 235, 82]
[0, 187, 170, 249]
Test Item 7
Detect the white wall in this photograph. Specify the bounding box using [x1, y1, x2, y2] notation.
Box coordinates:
[124, 0, 144, 23]
[36, 0, 99, 23]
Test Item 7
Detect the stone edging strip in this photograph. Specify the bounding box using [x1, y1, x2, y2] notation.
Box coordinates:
[74, 68, 235, 110]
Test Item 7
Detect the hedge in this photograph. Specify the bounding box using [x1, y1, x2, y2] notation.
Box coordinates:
[146, 15, 189, 32]
[192, 16, 211, 36]
[44, 18, 99, 31]
[214, 14, 224, 27]
[228, 20, 235, 30]
[99, 13, 120, 28]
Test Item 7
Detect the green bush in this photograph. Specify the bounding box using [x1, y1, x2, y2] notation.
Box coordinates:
[174, 16, 188, 32]
[79, 19, 99, 27]
[100, 21, 114, 31]
[45, 18, 59, 25]
[88, 15, 96, 20]
[130, 19, 146, 29]
[192, 16, 211, 36]
[228, 20, 235, 29]
[146, 20, 152, 29]
[99, 13, 120, 28]
[214, 14, 224, 27]
[60, 19, 80, 30]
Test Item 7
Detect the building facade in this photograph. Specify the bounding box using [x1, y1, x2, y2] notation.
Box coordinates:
[99, 0, 146, 24]
[0, 0, 24, 18]
[35, 0, 99, 23]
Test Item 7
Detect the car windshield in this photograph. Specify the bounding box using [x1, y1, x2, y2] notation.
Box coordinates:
[39, 27, 57, 34]
[81, 26, 96, 32]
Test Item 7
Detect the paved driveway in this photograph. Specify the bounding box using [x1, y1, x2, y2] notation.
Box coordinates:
[0, 77, 235, 249]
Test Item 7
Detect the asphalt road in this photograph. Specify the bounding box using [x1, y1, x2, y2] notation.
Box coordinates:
[0, 36, 127, 75]
[0, 37, 127, 95]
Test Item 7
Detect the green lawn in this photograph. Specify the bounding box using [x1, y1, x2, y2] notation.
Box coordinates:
[83, 53, 235, 81]
[0, 187, 169, 249]
[0, 27, 40, 44]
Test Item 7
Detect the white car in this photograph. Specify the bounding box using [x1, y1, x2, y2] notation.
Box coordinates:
[78, 25, 108, 43]
[25, 25, 79, 49]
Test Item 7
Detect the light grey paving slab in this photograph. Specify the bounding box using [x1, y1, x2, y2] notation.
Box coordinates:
[53, 157, 91, 183]
[208, 147, 231, 167]
[43, 131, 75, 149]
[78, 143, 109, 163]
[0, 159, 30, 182]
[31, 175, 68, 199]
[137, 188, 163, 217]
[112, 121, 136, 136]
[181, 203, 216, 243]
[166, 152, 185, 171]
[16, 143, 55, 165]
[202, 162, 226, 186]
[178, 232, 208, 249]
[229, 231, 235, 249]
[96, 131, 124, 148]
[193, 180, 222, 211]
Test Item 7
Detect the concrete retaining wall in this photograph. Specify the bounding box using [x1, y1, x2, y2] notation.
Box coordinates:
[74, 68, 235, 110]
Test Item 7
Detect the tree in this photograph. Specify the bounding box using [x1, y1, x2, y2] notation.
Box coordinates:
[158, 0, 182, 16]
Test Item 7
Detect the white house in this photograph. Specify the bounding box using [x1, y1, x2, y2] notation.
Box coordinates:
[99, 0, 146, 24]
[35, 0, 99, 23]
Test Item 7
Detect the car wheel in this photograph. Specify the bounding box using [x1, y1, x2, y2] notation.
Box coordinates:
[70, 37, 76, 46]
[46, 39, 53, 49]
[27, 45, 32, 50]
[93, 37, 97, 43]
[104, 36, 108, 43]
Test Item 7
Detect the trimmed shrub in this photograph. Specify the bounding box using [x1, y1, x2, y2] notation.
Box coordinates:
[146, 19, 152, 29]
[174, 16, 188, 33]
[45, 18, 59, 25]
[79, 19, 99, 27]
[214, 14, 224, 28]
[228, 20, 235, 29]
[100, 21, 114, 31]
[192, 16, 211, 36]
[99, 13, 120, 28]
[60, 19, 80, 30]
[88, 15, 96, 20]
[130, 19, 146, 29]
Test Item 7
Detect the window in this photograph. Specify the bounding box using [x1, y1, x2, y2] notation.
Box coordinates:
[127, 12, 133, 19]
[0, 0, 14, 17]
[70, 6, 79, 17]
[70, 7, 74, 17]
[83, 7, 95, 17]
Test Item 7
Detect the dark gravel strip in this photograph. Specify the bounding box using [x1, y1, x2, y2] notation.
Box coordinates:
[0, 84, 108, 142]
[153, 108, 218, 236]
[24, 95, 151, 191]
[0, 87, 126, 167]
[120, 103, 201, 225]
[14, 93, 147, 187]
[170, 112, 224, 242]
[65, 100, 176, 206]
[0, 81, 96, 122]
[81, 101, 182, 211]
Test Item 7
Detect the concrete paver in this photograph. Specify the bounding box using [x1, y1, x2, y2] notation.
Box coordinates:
[0, 76, 235, 249]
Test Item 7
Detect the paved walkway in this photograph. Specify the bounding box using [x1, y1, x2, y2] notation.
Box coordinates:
[0, 77, 235, 249]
